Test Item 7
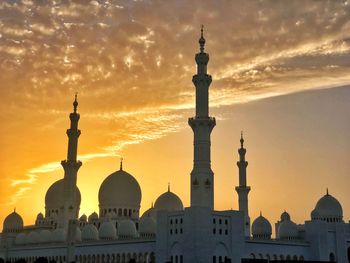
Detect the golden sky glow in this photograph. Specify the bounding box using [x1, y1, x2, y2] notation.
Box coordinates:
[0, 0, 350, 231]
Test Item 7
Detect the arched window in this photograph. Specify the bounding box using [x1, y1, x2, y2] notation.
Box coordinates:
[329, 253, 336, 262]
[250, 253, 255, 259]
[347, 247, 350, 263]
[287, 255, 291, 260]
[123, 209, 127, 216]
[118, 208, 122, 216]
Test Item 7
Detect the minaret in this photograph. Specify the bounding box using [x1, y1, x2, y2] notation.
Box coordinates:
[235, 132, 251, 236]
[60, 94, 82, 229]
[188, 26, 216, 209]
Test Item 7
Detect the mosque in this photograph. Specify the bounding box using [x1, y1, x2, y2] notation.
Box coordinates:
[1, 28, 350, 263]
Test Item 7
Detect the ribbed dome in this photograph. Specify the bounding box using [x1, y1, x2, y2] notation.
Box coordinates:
[99, 221, 117, 240]
[82, 224, 99, 241]
[27, 231, 39, 244]
[312, 191, 343, 222]
[141, 207, 157, 221]
[88, 212, 98, 223]
[76, 227, 82, 242]
[98, 169, 141, 208]
[3, 211, 23, 232]
[154, 189, 183, 211]
[118, 219, 137, 238]
[79, 214, 87, 222]
[38, 230, 51, 243]
[279, 220, 298, 240]
[139, 216, 156, 235]
[51, 228, 66, 243]
[15, 233, 26, 245]
[45, 179, 81, 209]
[280, 211, 290, 222]
[252, 214, 272, 239]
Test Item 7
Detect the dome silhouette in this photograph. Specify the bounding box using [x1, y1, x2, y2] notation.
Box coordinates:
[3, 211, 23, 233]
[311, 191, 343, 222]
[88, 212, 98, 223]
[98, 168, 141, 214]
[154, 187, 183, 212]
[99, 221, 117, 240]
[279, 220, 298, 240]
[252, 214, 272, 239]
[82, 224, 99, 241]
[118, 219, 137, 238]
[45, 179, 81, 210]
[139, 216, 156, 236]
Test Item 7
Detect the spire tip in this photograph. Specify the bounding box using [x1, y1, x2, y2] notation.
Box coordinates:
[240, 131, 244, 147]
[73, 92, 78, 113]
[199, 24, 205, 53]
[120, 157, 123, 171]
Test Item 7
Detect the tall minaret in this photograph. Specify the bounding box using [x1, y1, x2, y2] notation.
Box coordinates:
[60, 94, 82, 229]
[235, 132, 251, 236]
[189, 26, 216, 209]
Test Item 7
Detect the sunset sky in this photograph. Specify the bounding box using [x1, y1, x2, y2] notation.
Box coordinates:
[0, 0, 350, 231]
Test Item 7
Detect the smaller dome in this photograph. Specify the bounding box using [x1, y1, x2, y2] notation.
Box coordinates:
[280, 211, 290, 222]
[154, 188, 183, 212]
[76, 227, 82, 242]
[278, 220, 298, 240]
[99, 221, 117, 240]
[15, 233, 26, 245]
[139, 216, 156, 235]
[36, 213, 44, 220]
[27, 231, 40, 244]
[141, 206, 157, 221]
[38, 230, 51, 243]
[82, 224, 99, 241]
[3, 210, 23, 232]
[51, 228, 66, 243]
[118, 219, 137, 238]
[79, 214, 87, 222]
[312, 191, 343, 222]
[88, 212, 98, 223]
[252, 213, 272, 239]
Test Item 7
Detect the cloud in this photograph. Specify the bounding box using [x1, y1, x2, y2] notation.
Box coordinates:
[1, 0, 350, 205]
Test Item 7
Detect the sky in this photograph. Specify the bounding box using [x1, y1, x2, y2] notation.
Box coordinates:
[0, 0, 350, 232]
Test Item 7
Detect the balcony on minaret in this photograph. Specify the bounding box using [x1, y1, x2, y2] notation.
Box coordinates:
[195, 52, 209, 75]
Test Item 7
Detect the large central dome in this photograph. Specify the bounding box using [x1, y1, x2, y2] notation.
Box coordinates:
[45, 179, 81, 216]
[98, 167, 141, 219]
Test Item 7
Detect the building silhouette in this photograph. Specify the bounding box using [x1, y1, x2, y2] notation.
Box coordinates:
[1, 27, 350, 263]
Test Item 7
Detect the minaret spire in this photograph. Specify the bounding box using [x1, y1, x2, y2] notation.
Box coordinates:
[73, 92, 78, 113]
[199, 24, 205, 53]
[235, 132, 251, 237]
[60, 94, 82, 229]
[188, 26, 216, 209]
[120, 157, 123, 170]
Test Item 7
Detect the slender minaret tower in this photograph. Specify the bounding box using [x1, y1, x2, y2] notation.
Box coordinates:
[189, 26, 216, 209]
[235, 132, 251, 236]
[60, 94, 82, 229]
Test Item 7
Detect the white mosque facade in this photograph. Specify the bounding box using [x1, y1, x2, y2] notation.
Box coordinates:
[1, 28, 350, 263]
